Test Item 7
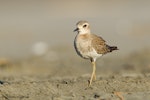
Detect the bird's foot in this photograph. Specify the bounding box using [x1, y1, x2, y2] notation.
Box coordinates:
[113, 91, 124, 100]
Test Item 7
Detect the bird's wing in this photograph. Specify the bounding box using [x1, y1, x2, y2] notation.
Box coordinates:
[91, 34, 110, 54]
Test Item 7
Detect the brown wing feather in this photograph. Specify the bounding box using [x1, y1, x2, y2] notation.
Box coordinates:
[91, 34, 110, 54]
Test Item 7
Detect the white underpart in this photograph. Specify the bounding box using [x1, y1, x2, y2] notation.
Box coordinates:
[81, 47, 102, 62]
[88, 48, 103, 61]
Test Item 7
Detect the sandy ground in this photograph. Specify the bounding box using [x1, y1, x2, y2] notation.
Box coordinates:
[0, 48, 150, 100]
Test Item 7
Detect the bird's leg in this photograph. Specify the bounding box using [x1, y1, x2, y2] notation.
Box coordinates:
[92, 61, 96, 81]
[93, 71, 96, 80]
[88, 61, 96, 87]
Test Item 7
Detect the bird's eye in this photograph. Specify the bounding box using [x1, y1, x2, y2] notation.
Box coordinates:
[83, 24, 87, 28]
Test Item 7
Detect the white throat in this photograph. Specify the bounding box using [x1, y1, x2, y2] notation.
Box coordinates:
[78, 29, 91, 34]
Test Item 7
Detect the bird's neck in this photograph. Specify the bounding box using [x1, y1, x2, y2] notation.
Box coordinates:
[78, 30, 91, 35]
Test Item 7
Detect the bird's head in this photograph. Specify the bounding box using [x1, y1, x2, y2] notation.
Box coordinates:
[74, 20, 91, 34]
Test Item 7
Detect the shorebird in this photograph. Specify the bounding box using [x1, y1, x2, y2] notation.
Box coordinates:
[74, 20, 118, 86]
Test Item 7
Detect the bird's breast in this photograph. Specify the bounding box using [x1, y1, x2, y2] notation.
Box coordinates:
[74, 34, 93, 59]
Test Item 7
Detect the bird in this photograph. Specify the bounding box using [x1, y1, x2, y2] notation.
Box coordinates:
[73, 20, 118, 86]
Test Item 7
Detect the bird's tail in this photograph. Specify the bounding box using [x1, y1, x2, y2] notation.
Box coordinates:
[107, 45, 118, 52]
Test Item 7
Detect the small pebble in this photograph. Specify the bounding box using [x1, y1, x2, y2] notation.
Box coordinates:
[94, 94, 100, 98]
[0, 80, 4, 84]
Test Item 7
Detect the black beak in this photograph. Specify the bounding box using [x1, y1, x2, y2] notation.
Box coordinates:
[73, 28, 79, 32]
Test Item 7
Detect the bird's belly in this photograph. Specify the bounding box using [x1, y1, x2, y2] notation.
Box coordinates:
[75, 40, 102, 59]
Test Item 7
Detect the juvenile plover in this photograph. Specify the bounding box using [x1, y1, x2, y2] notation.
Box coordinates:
[74, 20, 118, 86]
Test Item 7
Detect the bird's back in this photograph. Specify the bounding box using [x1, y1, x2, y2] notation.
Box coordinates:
[90, 34, 117, 54]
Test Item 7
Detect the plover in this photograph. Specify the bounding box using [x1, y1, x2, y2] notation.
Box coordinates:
[74, 20, 118, 86]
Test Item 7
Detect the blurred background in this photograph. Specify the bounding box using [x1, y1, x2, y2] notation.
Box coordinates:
[0, 0, 150, 76]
